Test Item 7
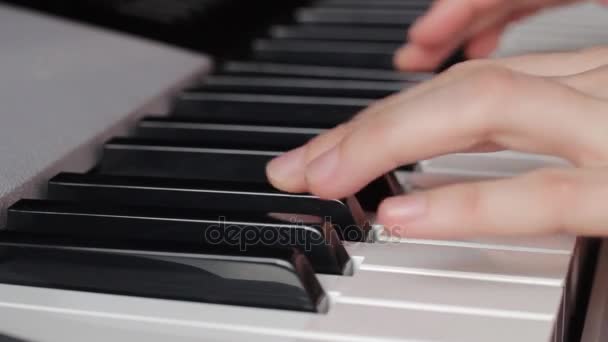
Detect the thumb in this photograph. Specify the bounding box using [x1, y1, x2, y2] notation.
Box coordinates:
[378, 168, 608, 238]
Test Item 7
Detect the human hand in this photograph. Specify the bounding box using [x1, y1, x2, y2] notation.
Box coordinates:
[395, 0, 605, 71]
[266, 47, 608, 239]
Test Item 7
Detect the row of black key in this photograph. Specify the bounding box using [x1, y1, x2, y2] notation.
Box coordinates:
[0, 0, 440, 313]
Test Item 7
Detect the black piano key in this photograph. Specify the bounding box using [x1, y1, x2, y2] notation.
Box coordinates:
[48, 173, 371, 241]
[139, 118, 407, 208]
[296, 8, 422, 26]
[0, 335, 27, 342]
[172, 92, 370, 128]
[7, 200, 353, 275]
[102, 133, 404, 208]
[100, 138, 278, 183]
[220, 61, 433, 82]
[193, 75, 406, 98]
[253, 39, 399, 69]
[132, 121, 405, 210]
[270, 25, 407, 43]
[136, 117, 320, 148]
[358, 173, 404, 211]
[0, 232, 328, 312]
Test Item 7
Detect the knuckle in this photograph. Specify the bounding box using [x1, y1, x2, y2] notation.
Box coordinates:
[466, 65, 519, 98]
[456, 66, 520, 135]
[304, 124, 349, 162]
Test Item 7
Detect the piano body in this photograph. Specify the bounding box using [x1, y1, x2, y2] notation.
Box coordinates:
[0, 1, 606, 341]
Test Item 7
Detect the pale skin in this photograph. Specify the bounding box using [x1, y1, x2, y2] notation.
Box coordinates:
[266, 0, 608, 239]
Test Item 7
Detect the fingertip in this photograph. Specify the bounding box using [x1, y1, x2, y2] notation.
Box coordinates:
[265, 147, 308, 193]
[378, 194, 428, 223]
[393, 45, 416, 70]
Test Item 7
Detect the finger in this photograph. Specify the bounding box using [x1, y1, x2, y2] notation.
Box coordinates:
[394, 40, 461, 71]
[400, 0, 586, 71]
[399, 47, 608, 105]
[398, 0, 519, 70]
[269, 51, 608, 193]
[397, 46, 608, 95]
[463, 5, 540, 58]
[409, 0, 506, 48]
[266, 93, 409, 192]
[378, 168, 608, 238]
[465, 22, 508, 58]
[303, 67, 608, 199]
[266, 124, 349, 193]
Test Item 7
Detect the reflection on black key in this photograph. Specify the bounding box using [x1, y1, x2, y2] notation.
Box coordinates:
[100, 138, 278, 183]
[270, 25, 407, 43]
[253, 39, 399, 69]
[173, 92, 369, 127]
[296, 8, 422, 26]
[136, 117, 320, 149]
[48, 173, 371, 241]
[7, 200, 353, 275]
[0, 233, 328, 312]
[220, 61, 432, 82]
[195, 75, 405, 98]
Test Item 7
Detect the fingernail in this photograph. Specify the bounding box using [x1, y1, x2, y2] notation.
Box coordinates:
[266, 147, 306, 183]
[380, 194, 428, 223]
[306, 147, 340, 186]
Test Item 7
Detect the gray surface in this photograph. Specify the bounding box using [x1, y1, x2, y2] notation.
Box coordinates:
[495, 2, 608, 57]
[0, 4, 210, 225]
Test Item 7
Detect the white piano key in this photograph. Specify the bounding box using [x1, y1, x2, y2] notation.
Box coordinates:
[347, 242, 571, 286]
[319, 270, 563, 316]
[0, 284, 554, 342]
[459, 235, 576, 253]
[321, 302, 553, 342]
[399, 151, 571, 190]
[376, 233, 576, 254]
[418, 152, 571, 178]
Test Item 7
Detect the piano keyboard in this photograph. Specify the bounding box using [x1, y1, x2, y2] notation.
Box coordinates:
[0, 1, 606, 342]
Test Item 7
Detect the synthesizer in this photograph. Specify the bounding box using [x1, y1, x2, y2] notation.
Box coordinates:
[0, 1, 606, 341]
